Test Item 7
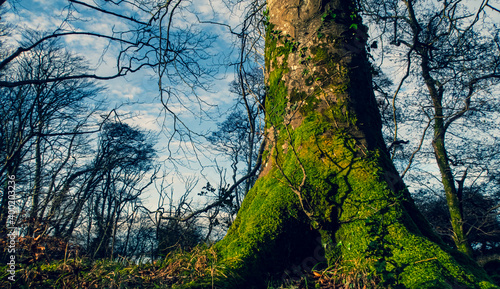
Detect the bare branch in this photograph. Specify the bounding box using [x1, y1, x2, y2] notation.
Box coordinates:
[0, 31, 143, 73]
[69, 0, 149, 26]
[160, 137, 266, 223]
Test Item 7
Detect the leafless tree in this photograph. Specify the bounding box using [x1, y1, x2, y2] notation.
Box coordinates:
[362, 0, 500, 256]
[0, 33, 104, 237]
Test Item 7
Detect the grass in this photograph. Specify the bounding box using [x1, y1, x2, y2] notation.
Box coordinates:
[3, 235, 494, 288]
[0, 244, 386, 289]
[0, 245, 220, 289]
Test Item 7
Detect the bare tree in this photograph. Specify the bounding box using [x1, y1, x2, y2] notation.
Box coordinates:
[155, 178, 204, 258]
[362, 0, 500, 257]
[212, 0, 496, 286]
[207, 68, 264, 219]
[0, 33, 103, 237]
[75, 121, 156, 259]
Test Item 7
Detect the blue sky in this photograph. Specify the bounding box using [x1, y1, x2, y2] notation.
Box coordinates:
[2, 0, 260, 208]
[6, 0, 498, 212]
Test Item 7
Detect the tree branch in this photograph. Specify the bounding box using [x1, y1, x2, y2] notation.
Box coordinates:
[159, 137, 266, 223]
[0, 32, 142, 73]
[69, 0, 149, 26]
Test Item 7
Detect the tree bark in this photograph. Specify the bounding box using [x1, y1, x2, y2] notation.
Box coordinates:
[428, 78, 474, 258]
[215, 0, 494, 288]
[28, 127, 42, 236]
[402, 0, 474, 258]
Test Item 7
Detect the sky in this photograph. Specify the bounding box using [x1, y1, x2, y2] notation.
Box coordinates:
[3, 0, 499, 212]
[1, 0, 258, 210]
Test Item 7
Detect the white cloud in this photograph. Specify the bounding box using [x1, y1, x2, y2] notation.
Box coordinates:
[4, 0, 247, 201]
[127, 112, 161, 131]
[115, 102, 164, 131]
[194, 0, 245, 28]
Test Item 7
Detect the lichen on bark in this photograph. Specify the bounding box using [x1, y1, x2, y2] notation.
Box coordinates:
[213, 0, 496, 288]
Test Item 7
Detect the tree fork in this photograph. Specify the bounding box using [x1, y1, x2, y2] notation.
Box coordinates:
[214, 0, 495, 288]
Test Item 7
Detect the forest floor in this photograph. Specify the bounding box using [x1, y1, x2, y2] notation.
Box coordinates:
[1, 244, 499, 288]
[0, 244, 387, 289]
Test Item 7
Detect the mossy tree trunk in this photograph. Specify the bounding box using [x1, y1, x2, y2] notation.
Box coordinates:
[216, 0, 494, 288]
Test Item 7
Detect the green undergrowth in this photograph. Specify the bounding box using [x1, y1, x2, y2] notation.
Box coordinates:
[0, 246, 386, 289]
[0, 246, 224, 289]
[1, 241, 497, 288]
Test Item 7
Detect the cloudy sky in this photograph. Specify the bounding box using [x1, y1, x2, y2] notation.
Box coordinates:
[2, 0, 260, 206]
[3, 0, 500, 213]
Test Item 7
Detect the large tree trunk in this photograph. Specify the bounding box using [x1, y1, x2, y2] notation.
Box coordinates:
[216, 0, 494, 288]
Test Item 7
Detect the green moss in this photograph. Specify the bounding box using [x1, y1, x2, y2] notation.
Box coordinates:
[216, 108, 497, 287]
[309, 44, 350, 94]
[266, 67, 287, 128]
[264, 22, 295, 129]
[215, 7, 497, 289]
